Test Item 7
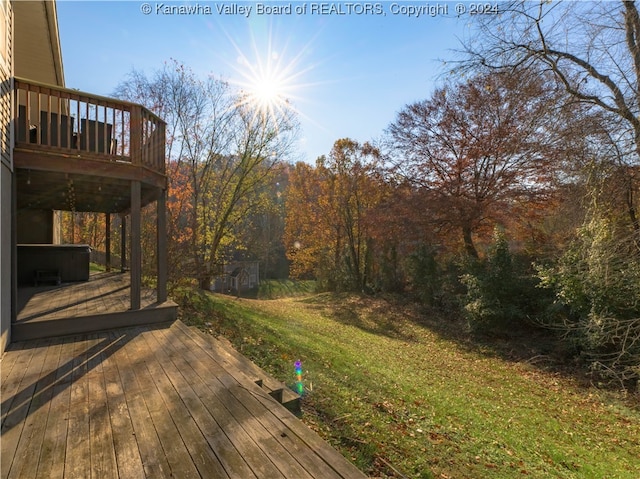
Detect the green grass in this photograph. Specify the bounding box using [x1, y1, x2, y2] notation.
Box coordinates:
[257, 279, 317, 299]
[233, 279, 318, 299]
[175, 288, 640, 478]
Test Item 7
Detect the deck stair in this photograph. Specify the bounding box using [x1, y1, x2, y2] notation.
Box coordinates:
[175, 321, 302, 415]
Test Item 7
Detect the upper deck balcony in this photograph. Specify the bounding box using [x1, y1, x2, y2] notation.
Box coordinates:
[14, 78, 167, 213]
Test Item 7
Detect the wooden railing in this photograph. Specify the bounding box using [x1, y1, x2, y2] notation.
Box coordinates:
[14, 78, 166, 174]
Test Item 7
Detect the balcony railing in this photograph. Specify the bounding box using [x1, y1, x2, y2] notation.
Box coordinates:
[14, 77, 166, 175]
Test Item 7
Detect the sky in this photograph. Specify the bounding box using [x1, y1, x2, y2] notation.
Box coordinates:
[56, 0, 474, 163]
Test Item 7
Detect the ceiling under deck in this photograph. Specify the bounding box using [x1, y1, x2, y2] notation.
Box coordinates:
[16, 168, 161, 214]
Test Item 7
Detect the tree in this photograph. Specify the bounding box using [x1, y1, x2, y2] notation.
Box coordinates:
[115, 61, 299, 289]
[239, 163, 290, 280]
[285, 139, 383, 291]
[193, 99, 297, 289]
[461, 0, 640, 251]
[318, 139, 383, 291]
[283, 161, 326, 280]
[460, 0, 640, 388]
[387, 70, 558, 257]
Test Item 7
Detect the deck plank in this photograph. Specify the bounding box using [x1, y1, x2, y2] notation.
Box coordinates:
[161, 324, 306, 479]
[138, 327, 233, 478]
[161, 324, 318, 478]
[64, 335, 94, 479]
[175, 323, 366, 479]
[1, 338, 52, 478]
[35, 336, 75, 479]
[140, 326, 258, 479]
[99, 331, 146, 479]
[122, 328, 202, 479]
[1, 342, 35, 425]
[1, 322, 367, 479]
[6, 340, 63, 479]
[0, 341, 27, 389]
[110, 329, 173, 478]
[86, 333, 119, 479]
[157, 325, 287, 478]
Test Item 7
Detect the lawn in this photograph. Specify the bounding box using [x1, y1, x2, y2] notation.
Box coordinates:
[176, 287, 640, 478]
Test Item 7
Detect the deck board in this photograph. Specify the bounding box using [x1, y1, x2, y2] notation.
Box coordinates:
[159, 325, 287, 478]
[160, 325, 317, 478]
[1, 321, 367, 479]
[64, 336, 92, 479]
[35, 336, 74, 479]
[138, 328, 234, 478]
[1, 338, 52, 478]
[156, 325, 291, 478]
[7, 340, 62, 479]
[99, 332, 146, 479]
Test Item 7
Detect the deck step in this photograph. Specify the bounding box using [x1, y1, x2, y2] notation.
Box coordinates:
[215, 335, 302, 411]
[175, 322, 301, 415]
[12, 302, 178, 341]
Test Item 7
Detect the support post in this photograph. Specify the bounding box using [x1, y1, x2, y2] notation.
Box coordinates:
[130, 180, 141, 310]
[105, 213, 111, 272]
[11, 172, 17, 324]
[157, 188, 167, 303]
[120, 215, 127, 273]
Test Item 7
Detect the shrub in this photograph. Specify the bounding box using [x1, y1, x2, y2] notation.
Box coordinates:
[406, 244, 442, 306]
[537, 213, 640, 389]
[461, 229, 542, 333]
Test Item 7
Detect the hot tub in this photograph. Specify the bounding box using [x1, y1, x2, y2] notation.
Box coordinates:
[17, 244, 91, 286]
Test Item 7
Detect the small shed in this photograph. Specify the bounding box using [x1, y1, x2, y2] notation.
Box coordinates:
[211, 261, 260, 293]
[229, 267, 250, 293]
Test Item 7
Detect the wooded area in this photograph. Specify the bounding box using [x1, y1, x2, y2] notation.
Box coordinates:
[65, 3, 639, 390]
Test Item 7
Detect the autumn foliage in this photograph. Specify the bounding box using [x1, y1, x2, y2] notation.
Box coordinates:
[89, 7, 640, 388]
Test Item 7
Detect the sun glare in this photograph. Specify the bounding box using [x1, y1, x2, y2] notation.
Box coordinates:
[215, 23, 329, 133]
[246, 69, 288, 112]
[234, 50, 298, 121]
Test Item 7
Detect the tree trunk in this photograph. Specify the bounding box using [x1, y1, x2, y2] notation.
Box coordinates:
[462, 225, 478, 258]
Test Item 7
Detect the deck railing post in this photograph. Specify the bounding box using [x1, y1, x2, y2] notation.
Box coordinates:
[130, 105, 142, 166]
[158, 121, 166, 171]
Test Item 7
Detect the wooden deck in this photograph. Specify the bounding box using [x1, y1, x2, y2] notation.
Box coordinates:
[14, 272, 177, 341]
[1, 321, 367, 479]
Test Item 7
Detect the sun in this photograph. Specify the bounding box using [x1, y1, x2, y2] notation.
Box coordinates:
[245, 66, 288, 113]
[232, 44, 303, 120]
[217, 24, 324, 129]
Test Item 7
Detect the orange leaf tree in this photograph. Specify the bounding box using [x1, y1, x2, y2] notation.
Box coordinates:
[285, 138, 384, 291]
[387, 71, 560, 258]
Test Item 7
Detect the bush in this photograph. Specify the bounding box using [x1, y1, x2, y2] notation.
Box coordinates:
[406, 244, 442, 306]
[461, 229, 543, 333]
[537, 214, 640, 389]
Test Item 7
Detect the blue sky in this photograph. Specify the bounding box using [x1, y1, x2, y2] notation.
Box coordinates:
[57, 1, 472, 162]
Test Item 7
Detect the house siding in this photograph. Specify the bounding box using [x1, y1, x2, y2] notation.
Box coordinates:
[0, 0, 13, 355]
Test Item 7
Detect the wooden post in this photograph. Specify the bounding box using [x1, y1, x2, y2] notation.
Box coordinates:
[157, 188, 167, 303]
[11, 173, 17, 323]
[130, 180, 141, 310]
[130, 106, 142, 166]
[105, 213, 111, 272]
[120, 215, 126, 273]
